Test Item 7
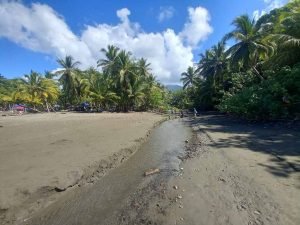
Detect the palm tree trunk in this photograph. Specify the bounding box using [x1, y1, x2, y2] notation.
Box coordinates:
[252, 66, 266, 80]
[45, 101, 50, 113]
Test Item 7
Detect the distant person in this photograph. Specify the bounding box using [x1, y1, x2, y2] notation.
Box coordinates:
[180, 110, 184, 118]
[194, 108, 198, 118]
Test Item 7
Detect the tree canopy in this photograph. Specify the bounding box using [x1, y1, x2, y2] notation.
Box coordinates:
[0, 47, 169, 112]
[177, 0, 300, 119]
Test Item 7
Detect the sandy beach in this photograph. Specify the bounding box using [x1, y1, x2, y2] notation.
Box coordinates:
[0, 112, 164, 223]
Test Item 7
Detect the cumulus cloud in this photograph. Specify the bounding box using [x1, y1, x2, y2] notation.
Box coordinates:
[158, 6, 175, 22]
[180, 7, 213, 47]
[0, 1, 94, 66]
[0, 1, 213, 83]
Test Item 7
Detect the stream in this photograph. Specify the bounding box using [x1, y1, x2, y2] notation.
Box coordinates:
[28, 119, 192, 225]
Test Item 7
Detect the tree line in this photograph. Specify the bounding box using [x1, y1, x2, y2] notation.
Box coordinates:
[178, 0, 300, 119]
[0, 45, 170, 112]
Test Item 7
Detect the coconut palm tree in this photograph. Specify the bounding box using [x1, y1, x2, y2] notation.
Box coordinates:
[128, 78, 146, 110]
[137, 58, 151, 77]
[98, 45, 120, 76]
[14, 71, 59, 111]
[39, 78, 60, 112]
[180, 66, 198, 89]
[87, 69, 119, 109]
[44, 70, 55, 79]
[55, 55, 80, 104]
[225, 15, 270, 75]
[115, 50, 138, 111]
[270, 3, 300, 66]
[198, 41, 228, 83]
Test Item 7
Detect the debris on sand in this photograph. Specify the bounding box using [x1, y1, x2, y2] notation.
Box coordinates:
[185, 140, 189, 143]
[218, 177, 226, 182]
[173, 185, 178, 190]
[177, 195, 183, 199]
[54, 186, 66, 192]
[144, 168, 160, 176]
[254, 210, 261, 215]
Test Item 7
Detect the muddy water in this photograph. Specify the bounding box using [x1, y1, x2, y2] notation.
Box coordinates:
[28, 119, 191, 225]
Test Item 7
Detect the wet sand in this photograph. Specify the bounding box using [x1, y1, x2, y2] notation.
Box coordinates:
[111, 115, 300, 225]
[27, 119, 191, 225]
[0, 112, 164, 224]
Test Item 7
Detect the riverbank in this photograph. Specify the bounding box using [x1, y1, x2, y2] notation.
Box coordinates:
[0, 112, 164, 224]
[112, 114, 300, 225]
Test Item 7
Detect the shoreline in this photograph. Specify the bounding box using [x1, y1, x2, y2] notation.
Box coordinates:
[0, 112, 166, 225]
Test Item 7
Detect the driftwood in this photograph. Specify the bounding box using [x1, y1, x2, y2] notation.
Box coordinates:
[144, 168, 160, 176]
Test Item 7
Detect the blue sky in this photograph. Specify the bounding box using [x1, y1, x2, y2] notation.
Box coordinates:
[0, 0, 288, 83]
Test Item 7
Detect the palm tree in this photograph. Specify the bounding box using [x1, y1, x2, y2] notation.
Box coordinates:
[198, 41, 228, 83]
[137, 58, 151, 77]
[115, 50, 138, 111]
[20, 71, 44, 106]
[44, 70, 55, 79]
[225, 15, 270, 76]
[98, 45, 120, 76]
[74, 76, 89, 103]
[55, 55, 80, 104]
[87, 69, 119, 109]
[180, 66, 198, 89]
[270, 3, 300, 66]
[39, 78, 60, 112]
[14, 71, 59, 111]
[128, 78, 146, 110]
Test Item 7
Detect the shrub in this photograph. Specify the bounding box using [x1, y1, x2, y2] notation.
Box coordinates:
[218, 65, 300, 119]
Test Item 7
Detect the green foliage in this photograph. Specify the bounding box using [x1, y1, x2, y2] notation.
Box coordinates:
[169, 89, 192, 109]
[0, 75, 19, 104]
[218, 65, 300, 119]
[179, 0, 300, 120]
[12, 71, 59, 110]
[1, 46, 169, 112]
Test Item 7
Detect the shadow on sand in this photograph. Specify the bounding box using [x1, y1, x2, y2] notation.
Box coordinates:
[189, 113, 300, 179]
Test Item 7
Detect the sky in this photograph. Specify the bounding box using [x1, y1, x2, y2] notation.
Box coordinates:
[0, 0, 288, 84]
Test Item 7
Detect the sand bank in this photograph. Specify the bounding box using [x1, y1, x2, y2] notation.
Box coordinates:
[0, 112, 163, 222]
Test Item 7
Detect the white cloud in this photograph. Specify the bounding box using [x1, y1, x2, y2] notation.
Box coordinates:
[0, 1, 94, 67]
[0, 1, 213, 84]
[264, 0, 288, 10]
[158, 6, 175, 22]
[180, 7, 213, 47]
[252, 0, 287, 22]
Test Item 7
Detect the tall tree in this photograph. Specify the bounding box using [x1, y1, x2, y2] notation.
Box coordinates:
[137, 58, 151, 77]
[198, 41, 228, 83]
[98, 45, 120, 77]
[14, 71, 59, 111]
[55, 55, 80, 104]
[180, 66, 198, 89]
[225, 15, 270, 76]
[270, 1, 300, 66]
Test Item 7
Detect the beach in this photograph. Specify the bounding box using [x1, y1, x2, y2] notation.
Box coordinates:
[0, 112, 164, 223]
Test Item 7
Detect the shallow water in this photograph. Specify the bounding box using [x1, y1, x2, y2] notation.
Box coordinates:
[29, 119, 192, 225]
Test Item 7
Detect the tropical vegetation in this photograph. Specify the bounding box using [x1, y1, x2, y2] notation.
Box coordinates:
[0, 47, 169, 112]
[176, 0, 300, 119]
